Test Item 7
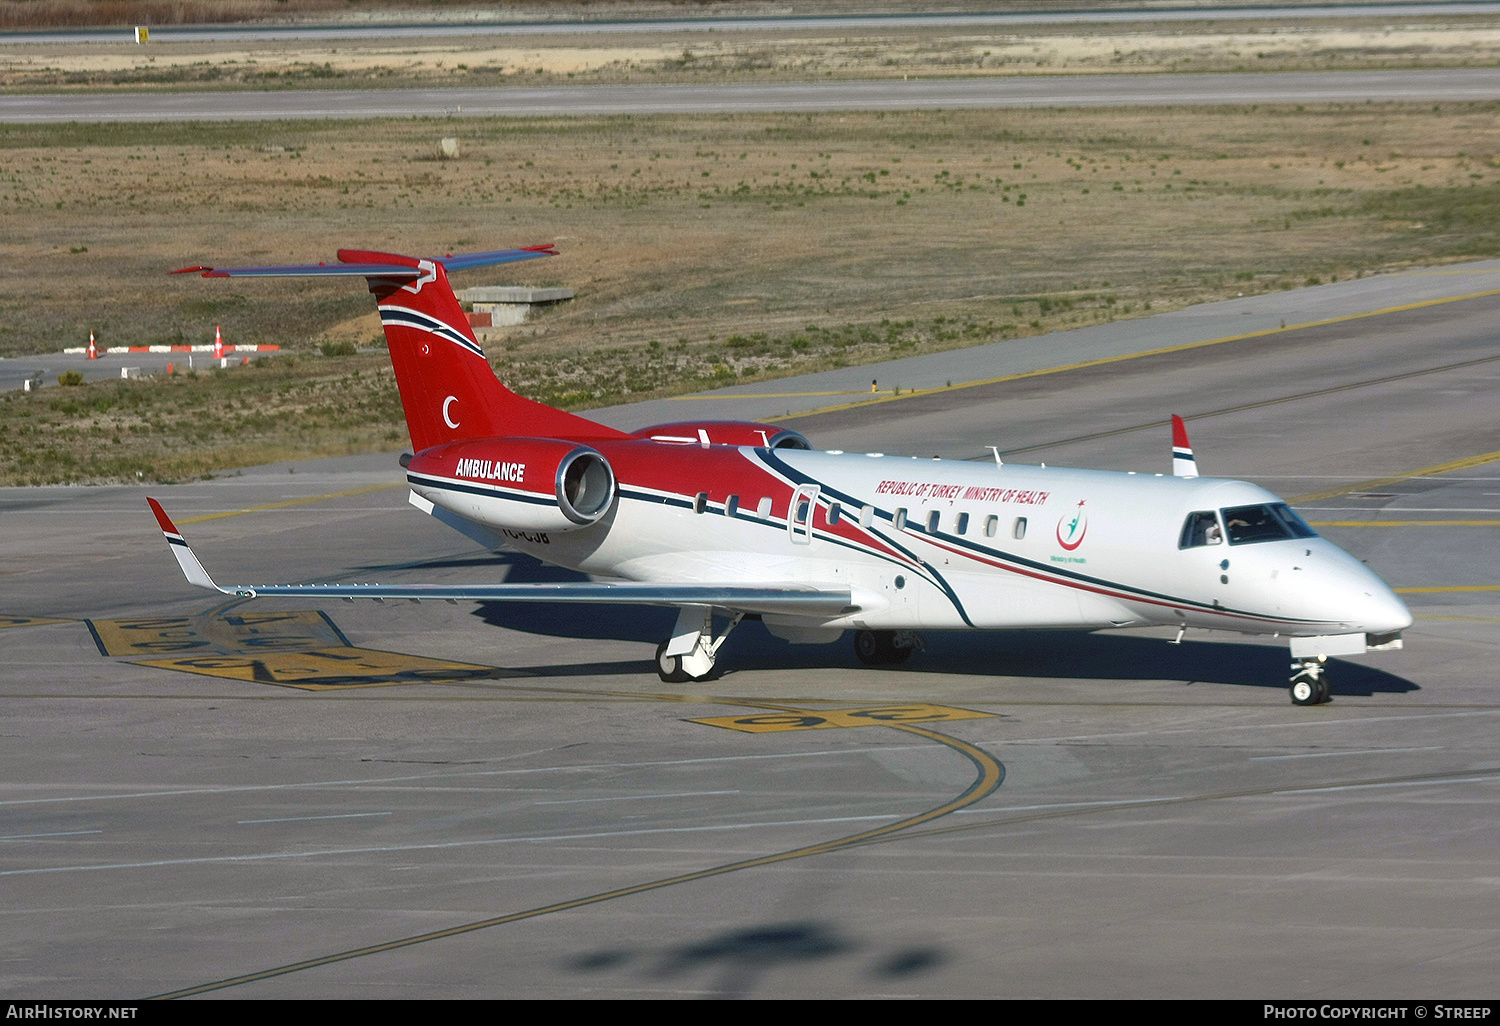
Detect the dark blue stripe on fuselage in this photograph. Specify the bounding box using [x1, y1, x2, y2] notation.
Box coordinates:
[756, 449, 1324, 626]
[408, 472, 555, 507]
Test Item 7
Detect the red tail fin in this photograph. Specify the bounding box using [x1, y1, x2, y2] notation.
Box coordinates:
[177, 246, 627, 452]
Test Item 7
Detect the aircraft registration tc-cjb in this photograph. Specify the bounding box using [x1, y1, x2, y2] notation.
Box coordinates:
[150, 245, 1411, 705]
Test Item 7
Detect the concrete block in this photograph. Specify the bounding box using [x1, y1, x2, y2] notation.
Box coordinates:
[460, 286, 574, 304]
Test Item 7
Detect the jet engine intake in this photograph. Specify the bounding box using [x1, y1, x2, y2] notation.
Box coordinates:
[407, 436, 617, 533]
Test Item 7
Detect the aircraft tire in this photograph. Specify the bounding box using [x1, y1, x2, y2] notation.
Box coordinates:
[854, 630, 907, 666]
[1290, 669, 1324, 705]
[655, 641, 691, 683]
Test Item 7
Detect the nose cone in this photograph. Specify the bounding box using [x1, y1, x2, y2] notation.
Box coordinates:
[1315, 541, 1412, 634]
[1349, 571, 1413, 634]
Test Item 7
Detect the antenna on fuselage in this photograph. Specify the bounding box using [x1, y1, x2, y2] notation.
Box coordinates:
[986, 446, 1003, 468]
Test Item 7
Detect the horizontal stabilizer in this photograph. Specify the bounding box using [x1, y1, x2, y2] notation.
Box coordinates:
[147, 499, 853, 618]
[172, 244, 557, 279]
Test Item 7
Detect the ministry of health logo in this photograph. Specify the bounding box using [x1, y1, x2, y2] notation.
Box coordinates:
[1056, 500, 1088, 551]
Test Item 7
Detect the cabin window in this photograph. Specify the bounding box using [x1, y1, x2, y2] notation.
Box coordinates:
[894, 508, 908, 531]
[926, 510, 941, 533]
[828, 502, 842, 526]
[1179, 510, 1223, 548]
[956, 512, 970, 535]
[1222, 503, 1318, 545]
[984, 514, 998, 538]
[1013, 516, 1027, 540]
[757, 497, 772, 520]
[693, 492, 708, 514]
[860, 505, 874, 529]
[725, 495, 739, 518]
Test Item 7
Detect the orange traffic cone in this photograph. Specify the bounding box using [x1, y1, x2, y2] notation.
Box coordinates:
[213, 324, 224, 359]
[87, 331, 97, 360]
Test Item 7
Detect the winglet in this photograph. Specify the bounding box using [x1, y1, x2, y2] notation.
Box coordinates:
[146, 498, 228, 593]
[1171, 415, 1198, 478]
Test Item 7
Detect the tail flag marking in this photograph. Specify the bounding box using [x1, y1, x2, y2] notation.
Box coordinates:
[1171, 414, 1198, 478]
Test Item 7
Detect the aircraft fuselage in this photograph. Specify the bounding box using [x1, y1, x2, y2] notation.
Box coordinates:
[408, 441, 1411, 642]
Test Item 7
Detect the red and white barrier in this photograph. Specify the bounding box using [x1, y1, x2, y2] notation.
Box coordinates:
[63, 344, 280, 354]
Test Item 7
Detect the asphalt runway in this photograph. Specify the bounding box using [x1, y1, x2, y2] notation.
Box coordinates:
[5, 68, 1500, 122]
[1, 272, 1497, 998]
[7, 4, 1500, 45]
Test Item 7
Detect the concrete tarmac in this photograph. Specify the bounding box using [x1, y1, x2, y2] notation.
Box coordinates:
[1, 269, 1497, 998]
[5, 68, 1500, 123]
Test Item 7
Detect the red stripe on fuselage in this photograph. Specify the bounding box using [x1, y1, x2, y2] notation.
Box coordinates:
[598, 439, 939, 579]
[910, 529, 1319, 628]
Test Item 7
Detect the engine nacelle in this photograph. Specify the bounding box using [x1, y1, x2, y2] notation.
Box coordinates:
[406, 436, 616, 534]
[631, 420, 812, 450]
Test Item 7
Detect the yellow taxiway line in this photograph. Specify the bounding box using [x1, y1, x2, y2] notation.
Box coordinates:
[1289, 449, 1500, 505]
[176, 482, 402, 525]
[1396, 585, 1500, 594]
[764, 286, 1500, 423]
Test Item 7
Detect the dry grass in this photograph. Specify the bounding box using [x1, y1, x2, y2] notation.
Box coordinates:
[3, 102, 1499, 482]
[0, 351, 405, 485]
[6, 12, 1500, 91]
[0, 0, 609, 30]
[0, 1, 333, 29]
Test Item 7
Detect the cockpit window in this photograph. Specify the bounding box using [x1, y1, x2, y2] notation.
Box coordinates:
[1221, 503, 1318, 545]
[1271, 503, 1318, 538]
[1179, 510, 1223, 548]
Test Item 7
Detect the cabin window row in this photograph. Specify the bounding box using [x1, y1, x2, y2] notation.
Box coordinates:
[890, 508, 1027, 540]
[699, 493, 780, 521]
[692, 493, 1029, 540]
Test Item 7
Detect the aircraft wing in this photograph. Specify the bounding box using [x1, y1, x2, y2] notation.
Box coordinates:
[147, 499, 854, 618]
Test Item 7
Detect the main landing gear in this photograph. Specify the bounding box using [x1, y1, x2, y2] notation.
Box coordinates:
[853, 629, 922, 666]
[1289, 656, 1332, 706]
[655, 607, 744, 683]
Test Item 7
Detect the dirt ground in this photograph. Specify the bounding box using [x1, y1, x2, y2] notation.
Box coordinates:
[6, 104, 1498, 360]
[3, 8, 1499, 482]
[7, 14, 1500, 89]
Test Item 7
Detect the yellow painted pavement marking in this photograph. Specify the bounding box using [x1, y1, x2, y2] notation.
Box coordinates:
[1396, 585, 1500, 594]
[150, 721, 1003, 999]
[134, 648, 494, 690]
[88, 610, 343, 657]
[692, 703, 995, 733]
[89, 610, 493, 689]
[670, 389, 878, 400]
[176, 482, 401, 525]
[766, 286, 1500, 423]
[1288, 449, 1500, 505]
[1415, 614, 1500, 623]
[0, 615, 70, 629]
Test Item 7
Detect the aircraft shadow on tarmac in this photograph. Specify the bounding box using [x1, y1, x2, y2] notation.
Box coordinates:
[381, 551, 1417, 696]
[566, 920, 947, 997]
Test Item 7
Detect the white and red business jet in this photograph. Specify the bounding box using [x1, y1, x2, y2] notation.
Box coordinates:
[150, 245, 1411, 705]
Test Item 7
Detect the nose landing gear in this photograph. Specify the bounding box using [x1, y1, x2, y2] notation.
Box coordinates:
[1290, 656, 1331, 705]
